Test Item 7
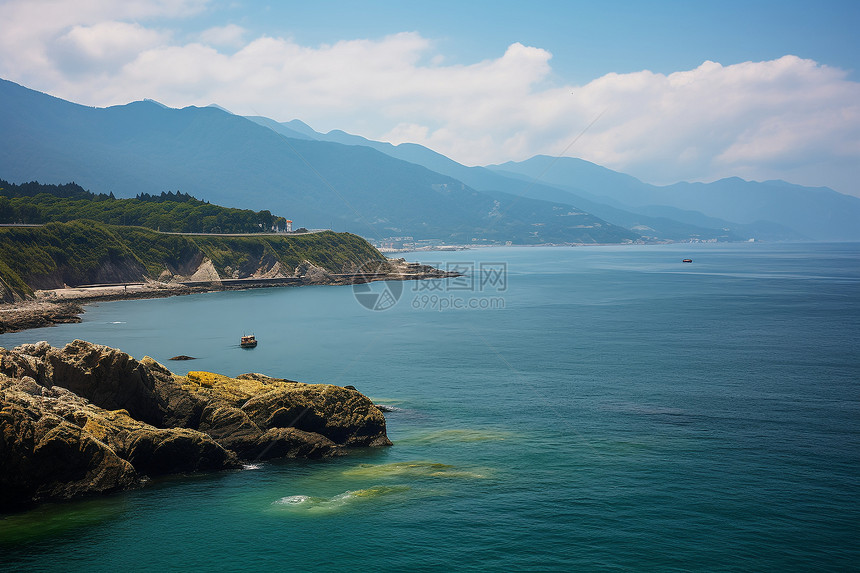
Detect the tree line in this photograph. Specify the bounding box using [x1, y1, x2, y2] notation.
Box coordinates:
[0, 180, 289, 234]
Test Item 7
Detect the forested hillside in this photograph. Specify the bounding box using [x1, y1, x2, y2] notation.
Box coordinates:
[0, 179, 289, 233]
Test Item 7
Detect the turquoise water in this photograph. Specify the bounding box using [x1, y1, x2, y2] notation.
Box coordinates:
[1, 243, 858, 571]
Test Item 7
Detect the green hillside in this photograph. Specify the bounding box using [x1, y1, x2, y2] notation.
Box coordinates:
[0, 221, 384, 297]
[0, 179, 289, 233]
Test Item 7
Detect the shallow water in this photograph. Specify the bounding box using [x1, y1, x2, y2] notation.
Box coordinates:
[1, 242, 858, 571]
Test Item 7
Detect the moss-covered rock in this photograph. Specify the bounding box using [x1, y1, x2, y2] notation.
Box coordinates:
[0, 340, 391, 510]
[181, 370, 392, 451]
[1, 376, 142, 510]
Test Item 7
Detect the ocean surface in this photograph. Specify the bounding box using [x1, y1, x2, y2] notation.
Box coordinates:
[1, 242, 858, 571]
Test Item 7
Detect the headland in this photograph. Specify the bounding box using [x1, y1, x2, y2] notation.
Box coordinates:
[0, 340, 392, 510]
[0, 222, 453, 333]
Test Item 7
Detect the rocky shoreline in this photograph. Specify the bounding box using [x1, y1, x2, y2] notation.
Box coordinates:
[0, 258, 454, 334]
[0, 340, 391, 511]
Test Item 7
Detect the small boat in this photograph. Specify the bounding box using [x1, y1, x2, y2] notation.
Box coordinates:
[682, 259, 693, 263]
[240, 334, 257, 348]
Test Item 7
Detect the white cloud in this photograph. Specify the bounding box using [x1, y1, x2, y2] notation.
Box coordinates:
[0, 0, 858, 196]
[198, 24, 246, 48]
[566, 56, 860, 193]
[0, 0, 207, 84]
[51, 21, 168, 75]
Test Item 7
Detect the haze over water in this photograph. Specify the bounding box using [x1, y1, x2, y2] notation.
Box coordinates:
[1, 243, 858, 571]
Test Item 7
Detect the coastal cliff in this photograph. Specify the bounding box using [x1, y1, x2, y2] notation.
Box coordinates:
[0, 223, 452, 332]
[0, 340, 391, 510]
[0, 222, 387, 299]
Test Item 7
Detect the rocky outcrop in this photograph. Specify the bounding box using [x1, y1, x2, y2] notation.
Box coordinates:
[0, 340, 391, 510]
[186, 258, 222, 283]
[168, 253, 293, 283]
[0, 301, 84, 333]
[181, 370, 391, 457]
[387, 258, 454, 279]
[295, 260, 335, 284]
[0, 384, 140, 508]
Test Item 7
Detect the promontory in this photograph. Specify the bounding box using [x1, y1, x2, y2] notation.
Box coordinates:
[0, 340, 391, 511]
[0, 221, 451, 333]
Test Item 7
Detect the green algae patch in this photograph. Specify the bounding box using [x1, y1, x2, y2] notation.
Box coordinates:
[342, 461, 489, 480]
[0, 496, 129, 545]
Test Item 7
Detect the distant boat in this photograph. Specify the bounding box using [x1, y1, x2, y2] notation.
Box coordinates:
[240, 334, 258, 348]
[682, 259, 693, 263]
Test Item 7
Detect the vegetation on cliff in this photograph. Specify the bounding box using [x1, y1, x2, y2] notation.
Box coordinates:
[0, 179, 289, 234]
[0, 221, 385, 297]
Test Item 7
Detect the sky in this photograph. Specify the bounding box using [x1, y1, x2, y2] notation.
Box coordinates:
[2, 0, 859, 197]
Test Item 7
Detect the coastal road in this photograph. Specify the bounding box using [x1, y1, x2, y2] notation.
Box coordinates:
[156, 229, 330, 237]
[0, 223, 330, 237]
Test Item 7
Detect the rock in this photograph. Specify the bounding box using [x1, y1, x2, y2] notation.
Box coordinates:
[181, 370, 392, 454]
[41, 340, 170, 427]
[0, 302, 84, 334]
[196, 403, 267, 458]
[241, 384, 391, 447]
[295, 261, 334, 285]
[0, 341, 391, 510]
[250, 427, 337, 459]
[1, 377, 139, 509]
[77, 405, 235, 477]
[169, 355, 196, 361]
[122, 427, 234, 475]
[187, 258, 221, 283]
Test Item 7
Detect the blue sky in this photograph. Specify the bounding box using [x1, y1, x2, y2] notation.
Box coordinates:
[204, 0, 859, 82]
[1, 0, 858, 196]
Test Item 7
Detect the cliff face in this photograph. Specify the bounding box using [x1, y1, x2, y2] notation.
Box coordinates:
[0, 222, 389, 299]
[0, 275, 21, 303]
[25, 256, 149, 291]
[0, 340, 391, 510]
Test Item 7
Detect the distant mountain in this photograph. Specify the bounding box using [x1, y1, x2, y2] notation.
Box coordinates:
[262, 118, 804, 242]
[245, 116, 317, 140]
[276, 117, 852, 242]
[490, 156, 860, 242]
[206, 103, 234, 114]
[0, 78, 636, 244]
[489, 167, 806, 242]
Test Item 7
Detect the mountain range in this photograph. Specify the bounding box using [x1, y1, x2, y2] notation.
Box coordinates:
[2, 78, 858, 243]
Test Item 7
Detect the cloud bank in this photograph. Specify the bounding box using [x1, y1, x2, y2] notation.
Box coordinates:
[1, 0, 858, 196]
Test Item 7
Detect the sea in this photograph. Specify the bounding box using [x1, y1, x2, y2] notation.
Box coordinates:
[1, 242, 858, 572]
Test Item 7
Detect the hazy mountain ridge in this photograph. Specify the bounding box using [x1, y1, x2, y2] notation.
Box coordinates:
[3, 77, 855, 243]
[263, 116, 857, 242]
[490, 156, 860, 242]
[0, 78, 634, 244]
[489, 168, 807, 242]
